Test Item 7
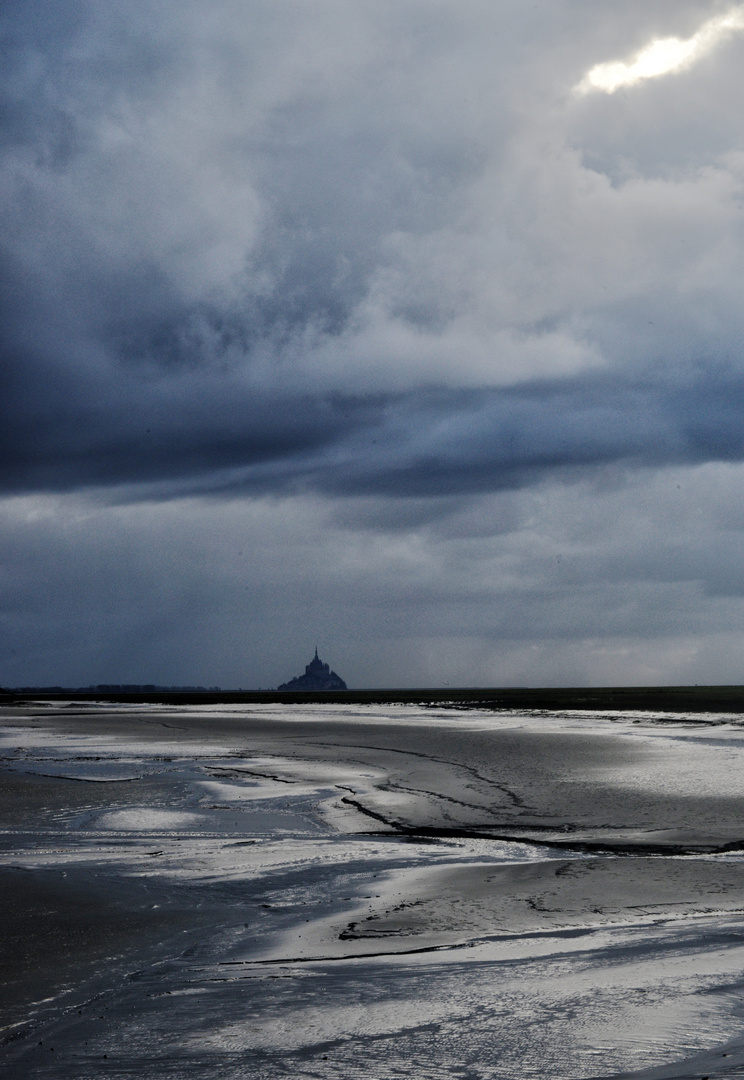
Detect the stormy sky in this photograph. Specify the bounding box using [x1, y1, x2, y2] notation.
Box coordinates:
[4, 0, 744, 689]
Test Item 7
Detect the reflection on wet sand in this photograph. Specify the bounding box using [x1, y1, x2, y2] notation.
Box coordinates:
[4, 701, 744, 1077]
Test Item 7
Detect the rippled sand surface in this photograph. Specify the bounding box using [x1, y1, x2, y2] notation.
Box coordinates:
[4, 700, 744, 1078]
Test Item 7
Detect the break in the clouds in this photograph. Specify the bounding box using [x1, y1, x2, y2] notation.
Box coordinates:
[576, 4, 744, 94]
[3, 1, 744, 687]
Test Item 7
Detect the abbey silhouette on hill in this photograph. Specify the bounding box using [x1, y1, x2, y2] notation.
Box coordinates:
[278, 648, 348, 691]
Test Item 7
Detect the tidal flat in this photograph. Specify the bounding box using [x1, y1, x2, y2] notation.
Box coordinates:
[4, 701, 744, 1078]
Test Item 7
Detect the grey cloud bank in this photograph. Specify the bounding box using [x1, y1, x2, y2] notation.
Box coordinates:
[3, 1, 744, 687]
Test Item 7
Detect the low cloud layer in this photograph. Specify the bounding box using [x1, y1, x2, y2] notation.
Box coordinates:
[3, 1, 744, 686]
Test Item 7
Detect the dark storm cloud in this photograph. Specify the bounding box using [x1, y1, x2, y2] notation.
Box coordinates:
[2, 353, 743, 499]
[7, 0, 744, 688]
[5, 0, 744, 506]
[322, 366, 744, 497]
[0, 355, 383, 494]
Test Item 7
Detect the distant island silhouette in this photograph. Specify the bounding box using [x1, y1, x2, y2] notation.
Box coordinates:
[278, 648, 347, 691]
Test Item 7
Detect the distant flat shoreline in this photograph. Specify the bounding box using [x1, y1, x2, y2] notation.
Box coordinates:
[4, 684, 744, 713]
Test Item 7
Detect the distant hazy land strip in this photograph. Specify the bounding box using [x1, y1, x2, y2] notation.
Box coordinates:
[4, 684, 744, 713]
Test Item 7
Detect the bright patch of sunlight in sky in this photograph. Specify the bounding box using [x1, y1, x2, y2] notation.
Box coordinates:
[576, 5, 744, 94]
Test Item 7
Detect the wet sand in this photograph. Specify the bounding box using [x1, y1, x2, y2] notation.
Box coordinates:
[4, 700, 744, 1077]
